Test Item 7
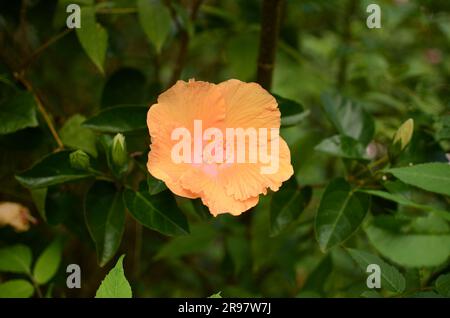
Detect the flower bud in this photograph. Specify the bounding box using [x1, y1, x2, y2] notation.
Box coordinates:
[70, 150, 90, 170]
[393, 118, 414, 151]
[112, 133, 128, 168]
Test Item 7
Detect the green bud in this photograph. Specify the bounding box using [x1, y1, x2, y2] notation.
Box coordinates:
[111, 133, 128, 168]
[393, 118, 414, 151]
[70, 150, 90, 170]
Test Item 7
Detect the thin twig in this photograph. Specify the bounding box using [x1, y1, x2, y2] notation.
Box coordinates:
[14, 72, 64, 150]
[28, 273, 43, 298]
[20, 28, 73, 70]
[256, 0, 284, 90]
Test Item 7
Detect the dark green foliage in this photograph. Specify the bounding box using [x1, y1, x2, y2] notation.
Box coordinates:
[0, 0, 449, 298]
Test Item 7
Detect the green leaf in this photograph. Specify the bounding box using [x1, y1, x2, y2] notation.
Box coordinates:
[0, 91, 38, 135]
[387, 163, 450, 197]
[359, 189, 450, 221]
[347, 248, 406, 294]
[60, 114, 98, 157]
[270, 177, 311, 236]
[76, 6, 108, 73]
[33, 238, 64, 285]
[85, 181, 125, 266]
[137, 0, 172, 53]
[30, 187, 48, 221]
[83, 105, 148, 133]
[209, 291, 222, 298]
[0, 244, 32, 274]
[95, 255, 132, 298]
[315, 178, 370, 251]
[123, 188, 189, 236]
[147, 176, 167, 195]
[315, 135, 369, 159]
[15, 150, 93, 189]
[435, 273, 450, 297]
[321, 92, 374, 145]
[274, 94, 309, 127]
[0, 280, 34, 298]
[365, 225, 450, 267]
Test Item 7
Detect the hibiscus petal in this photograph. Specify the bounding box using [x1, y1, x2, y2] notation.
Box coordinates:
[217, 79, 280, 130]
[179, 167, 259, 216]
[222, 138, 294, 201]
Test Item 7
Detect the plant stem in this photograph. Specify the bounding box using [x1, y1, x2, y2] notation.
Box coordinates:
[354, 155, 389, 178]
[27, 273, 43, 298]
[256, 0, 284, 90]
[14, 72, 64, 150]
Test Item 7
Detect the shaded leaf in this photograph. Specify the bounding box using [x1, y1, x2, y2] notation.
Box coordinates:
[315, 178, 370, 251]
[274, 94, 309, 127]
[321, 92, 374, 145]
[315, 135, 369, 159]
[359, 189, 450, 221]
[15, 150, 93, 189]
[123, 188, 189, 236]
[0, 92, 38, 135]
[387, 163, 450, 197]
[83, 105, 148, 133]
[30, 187, 47, 221]
[270, 177, 311, 236]
[147, 176, 167, 195]
[85, 181, 125, 266]
[347, 248, 406, 293]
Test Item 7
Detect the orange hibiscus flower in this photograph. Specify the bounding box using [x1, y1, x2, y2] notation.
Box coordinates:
[147, 79, 293, 216]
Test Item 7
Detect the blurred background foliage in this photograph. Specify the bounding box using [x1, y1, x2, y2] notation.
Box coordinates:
[0, 0, 449, 298]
